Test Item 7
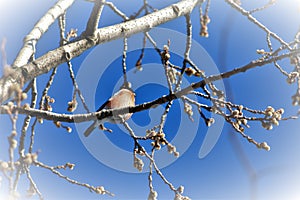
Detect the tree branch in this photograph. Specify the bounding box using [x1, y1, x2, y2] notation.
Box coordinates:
[1, 49, 298, 123]
[12, 0, 75, 68]
[225, 0, 291, 49]
[0, 0, 202, 103]
[84, 0, 106, 36]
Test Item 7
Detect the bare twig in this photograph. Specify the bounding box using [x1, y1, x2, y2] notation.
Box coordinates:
[122, 37, 128, 86]
[39, 68, 57, 110]
[1, 38, 8, 68]
[34, 161, 114, 196]
[225, 0, 291, 50]
[121, 121, 177, 194]
[66, 59, 90, 113]
[24, 166, 43, 200]
[58, 13, 67, 46]
[144, 152, 177, 193]
[19, 78, 37, 156]
[105, 2, 129, 21]
[249, 0, 276, 14]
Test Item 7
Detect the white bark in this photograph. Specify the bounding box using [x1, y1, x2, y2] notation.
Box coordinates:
[12, 0, 75, 68]
[0, 0, 201, 103]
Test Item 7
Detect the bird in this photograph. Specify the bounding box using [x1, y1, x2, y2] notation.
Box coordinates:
[84, 87, 135, 137]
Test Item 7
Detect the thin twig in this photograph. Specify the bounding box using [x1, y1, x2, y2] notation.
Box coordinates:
[19, 78, 37, 156]
[39, 68, 57, 110]
[148, 150, 155, 193]
[144, 151, 177, 192]
[249, 0, 276, 14]
[24, 166, 43, 200]
[105, 2, 129, 21]
[67, 62, 90, 113]
[122, 37, 128, 86]
[225, 0, 291, 50]
[1, 38, 8, 68]
[58, 13, 67, 46]
[29, 119, 37, 153]
[34, 161, 114, 196]
[121, 120, 177, 193]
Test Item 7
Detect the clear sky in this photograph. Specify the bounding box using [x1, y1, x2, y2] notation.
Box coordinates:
[0, 0, 300, 200]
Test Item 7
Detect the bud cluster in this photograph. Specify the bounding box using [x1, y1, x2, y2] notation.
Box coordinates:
[184, 102, 194, 121]
[42, 95, 55, 112]
[67, 99, 78, 112]
[262, 106, 284, 130]
[23, 152, 38, 165]
[231, 105, 248, 132]
[200, 15, 210, 37]
[133, 153, 144, 172]
[148, 190, 158, 200]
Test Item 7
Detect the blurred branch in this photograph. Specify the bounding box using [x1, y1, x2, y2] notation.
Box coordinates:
[1, 38, 8, 68]
[249, 0, 276, 14]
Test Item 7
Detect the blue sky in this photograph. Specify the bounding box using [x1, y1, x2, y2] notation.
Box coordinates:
[1, 0, 300, 199]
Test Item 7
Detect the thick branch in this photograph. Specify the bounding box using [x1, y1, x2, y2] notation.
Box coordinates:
[84, 0, 105, 36]
[0, 0, 201, 103]
[12, 0, 75, 68]
[1, 49, 298, 122]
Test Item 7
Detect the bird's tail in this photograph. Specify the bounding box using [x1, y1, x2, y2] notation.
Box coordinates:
[84, 121, 98, 137]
